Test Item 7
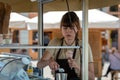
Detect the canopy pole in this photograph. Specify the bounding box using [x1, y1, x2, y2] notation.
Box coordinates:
[38, 0, 44, 60]
[38, 0, 44, 76]
[82, 0, 89, 80]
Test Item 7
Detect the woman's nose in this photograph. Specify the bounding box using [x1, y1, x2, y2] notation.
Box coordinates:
[66, 27, 72, 32]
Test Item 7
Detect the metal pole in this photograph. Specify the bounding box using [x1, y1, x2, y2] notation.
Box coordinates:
[38, 0, 44, 76]
[118, 6, 120, 53]
[37, 0, 54, 59]
[38, 0, 44, 60]
[0, 45, 80, 49]
[82, 0, 89, 80]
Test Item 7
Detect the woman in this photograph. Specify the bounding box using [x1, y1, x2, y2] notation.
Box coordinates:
[37, 11, 95, 80]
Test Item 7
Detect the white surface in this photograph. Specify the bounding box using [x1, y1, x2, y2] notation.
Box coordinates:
[9, 12, 29, 28]
[27, 9, 119, 30]
[19, 30, 29, 44]
[102, 62, 110, 75]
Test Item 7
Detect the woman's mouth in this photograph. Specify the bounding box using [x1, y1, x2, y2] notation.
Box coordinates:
[66, 34, 71, 37]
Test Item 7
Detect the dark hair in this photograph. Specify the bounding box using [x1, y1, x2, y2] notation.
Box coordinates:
[60, 11, 81, 30]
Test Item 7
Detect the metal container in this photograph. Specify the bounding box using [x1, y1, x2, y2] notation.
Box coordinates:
[55, 73, 67, 80]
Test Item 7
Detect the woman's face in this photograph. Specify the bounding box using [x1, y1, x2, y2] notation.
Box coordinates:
[61, 26, 78, 40]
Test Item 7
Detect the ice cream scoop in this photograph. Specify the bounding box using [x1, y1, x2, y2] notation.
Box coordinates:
[66, 50, 73, 58]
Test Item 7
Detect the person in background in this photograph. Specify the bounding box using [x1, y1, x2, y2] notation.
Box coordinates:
[44, 33, 50, 46]
[37, 11, 95, 80]
[102, 46, 110, 66]
[104, 47, 120, 79]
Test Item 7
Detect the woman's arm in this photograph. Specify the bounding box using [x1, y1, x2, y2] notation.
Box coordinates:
[37, 50, 52, 68]
[37, 50, 59, 71]
[68, 58, 80, 71]
[68, 58, 95, 80]
[89, 62, 95, 80]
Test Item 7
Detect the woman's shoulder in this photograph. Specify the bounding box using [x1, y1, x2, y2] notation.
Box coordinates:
[49, 37, 63, 45]
[77, 39, 82, 46]
[51, 37, 62, 42]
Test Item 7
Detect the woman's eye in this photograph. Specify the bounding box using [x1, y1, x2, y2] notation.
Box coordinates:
[63, 27, 67, 29]
[70, 27, 74, 30]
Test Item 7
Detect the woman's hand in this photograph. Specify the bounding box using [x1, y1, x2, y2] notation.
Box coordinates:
[68, 58, 80, 71]
[48, 58, 59, 71]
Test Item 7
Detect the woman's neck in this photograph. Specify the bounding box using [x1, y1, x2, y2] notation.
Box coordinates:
[64, 38, 75, 46]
